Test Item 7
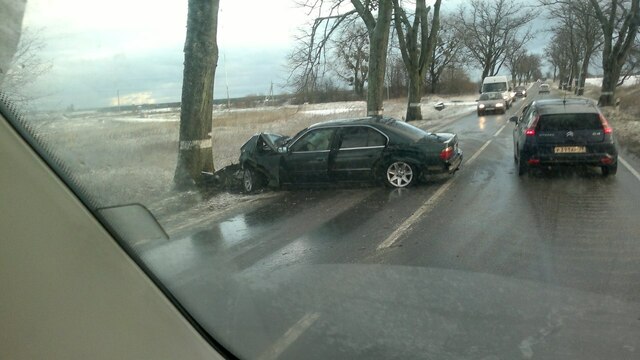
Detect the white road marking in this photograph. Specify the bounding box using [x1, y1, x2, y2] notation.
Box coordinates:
[378, 130, 499, 250]
[493, 123, 507, 137]
[257, 312, 320, 360]
[377, 178, 456, 250]
[619, 156, 640, 182]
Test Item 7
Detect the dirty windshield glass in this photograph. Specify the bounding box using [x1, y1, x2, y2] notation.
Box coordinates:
[2, 0, 640, 359]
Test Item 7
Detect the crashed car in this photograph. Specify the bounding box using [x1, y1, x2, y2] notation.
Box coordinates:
[239, 117, 463, 192]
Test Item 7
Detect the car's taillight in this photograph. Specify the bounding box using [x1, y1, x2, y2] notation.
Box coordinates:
[440, 146, 454, 161]
[599, 114, 613, 134]
[525, 115, 540, 137]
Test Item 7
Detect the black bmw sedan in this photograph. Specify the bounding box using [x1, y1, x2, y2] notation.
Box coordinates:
[239, 117, 463, 192]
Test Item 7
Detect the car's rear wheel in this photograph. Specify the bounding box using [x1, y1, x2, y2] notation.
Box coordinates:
[385, 161, 417, 188]
[602, 163, 618, 176]
[243, 167, 264, 193]
[517, 152, 527, 176]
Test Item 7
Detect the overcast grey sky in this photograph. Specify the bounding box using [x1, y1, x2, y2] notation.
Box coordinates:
[20, 0, 548, 110]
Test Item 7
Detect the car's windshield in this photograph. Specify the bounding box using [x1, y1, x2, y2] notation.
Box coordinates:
[480, 92, 502, 100]
[537, 113, 602, 131]
[482, 82, 507, 92]
[3, 0, 640, 359]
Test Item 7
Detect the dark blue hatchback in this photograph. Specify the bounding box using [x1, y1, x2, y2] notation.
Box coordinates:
[510, 98, 618, 176]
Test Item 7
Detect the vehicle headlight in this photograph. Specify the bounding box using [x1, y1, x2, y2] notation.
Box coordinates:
[478, 104, 485, 109]
[496, 102, 504, 107]
[522, 90, 526, 95]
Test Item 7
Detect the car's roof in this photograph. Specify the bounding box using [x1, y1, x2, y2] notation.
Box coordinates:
[308, 116, 396, 129]
[531, 98, 600, 115]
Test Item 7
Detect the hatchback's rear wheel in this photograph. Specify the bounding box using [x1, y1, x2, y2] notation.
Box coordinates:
[385, 161, 417, 188]
[602, 163, 618, 176]
[517, 152, 527, 176]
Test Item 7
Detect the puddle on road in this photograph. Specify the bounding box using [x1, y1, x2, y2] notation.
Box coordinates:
[218, 214, 251, 247]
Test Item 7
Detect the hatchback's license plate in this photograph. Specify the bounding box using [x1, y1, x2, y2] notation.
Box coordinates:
[554, 146, 586, 154]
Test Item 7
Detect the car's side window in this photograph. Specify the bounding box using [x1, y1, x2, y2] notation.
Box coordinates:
[525, 110, 537, 128]
[339, 127, 387, 149]
[290, 128, 335, 152]
[340, 127, 368, 149]
[520, 105, 531, 124]
[367, 129, 387, 147]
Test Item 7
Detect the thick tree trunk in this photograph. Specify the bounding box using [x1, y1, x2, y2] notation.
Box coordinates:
[598, 63, 620, 106]
[174, 0, 219, 189]
[406, 70, 423, 121]
[364, 0, 392, 116]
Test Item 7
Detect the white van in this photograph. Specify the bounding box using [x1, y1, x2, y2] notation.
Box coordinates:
[481, 75, 514, 109]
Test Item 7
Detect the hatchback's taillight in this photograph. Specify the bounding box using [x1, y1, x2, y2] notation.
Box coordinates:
[525, 115, 539, 137]
[599, 114, 613, 134]
[440, 146, 454, 161]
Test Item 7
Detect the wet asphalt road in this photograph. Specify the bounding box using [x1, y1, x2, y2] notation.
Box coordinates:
[180, 90, 640, 304]
[141, 88, 640, 359]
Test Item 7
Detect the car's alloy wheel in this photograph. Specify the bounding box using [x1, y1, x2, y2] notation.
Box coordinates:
[386, 161, 416, 188]
[243, 168, 262, 193]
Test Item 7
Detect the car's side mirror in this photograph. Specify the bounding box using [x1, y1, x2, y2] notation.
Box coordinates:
[509, 116, 518, 123]
[277, 146, 288, 153]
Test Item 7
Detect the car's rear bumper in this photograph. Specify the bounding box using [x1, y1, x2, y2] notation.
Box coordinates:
[528, 153, 617, 167]
[422, 149, 463, 175]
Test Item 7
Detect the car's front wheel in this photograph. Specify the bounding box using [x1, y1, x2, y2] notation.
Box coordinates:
[242, 167, 264, 193]
[385, 161, 417, 188]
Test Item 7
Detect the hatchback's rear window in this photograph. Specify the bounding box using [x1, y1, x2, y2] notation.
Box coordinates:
[537, 113, 602, 131]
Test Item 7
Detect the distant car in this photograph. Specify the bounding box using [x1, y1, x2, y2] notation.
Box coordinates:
[477, 92, 507, 115]
[538, 84, 550, 94]
[514, 86, 527, 98]
[239, 117, 463, 191]
[510, 98, 618, 176]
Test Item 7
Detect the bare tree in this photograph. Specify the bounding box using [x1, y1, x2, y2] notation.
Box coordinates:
[392, 0, 441, 121]
[426, 16, 465, 94]
[0, 0, 26, 84]
[541, 0, 604, 94]
[454, 0, 535, 81]
[505, 48, 527, 85]
[589, 0, 640, 106]
[293, 0, 393, 116]
[545, 28, 574, 85]
[332, 21, 369, 98]
[619, 36, 640, 83]
[0, 28, 52, 105]
[174, 0, 220, 189]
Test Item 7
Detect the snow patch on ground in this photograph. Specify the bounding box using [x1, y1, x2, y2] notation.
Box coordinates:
[585, 75, 640, 87]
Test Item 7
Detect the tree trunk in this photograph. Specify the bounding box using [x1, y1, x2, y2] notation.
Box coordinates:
[174, 0, 219, 189]
[598, 62, 620, 106]
[406, 70, 423, 120]
[361, 0, 392, 116]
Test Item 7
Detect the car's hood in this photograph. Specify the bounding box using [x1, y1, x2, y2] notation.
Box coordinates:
[140, 243, 640, 360]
